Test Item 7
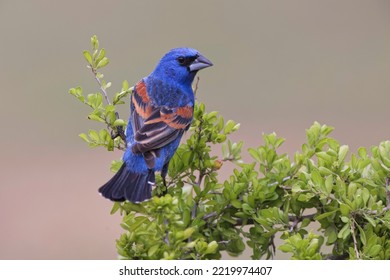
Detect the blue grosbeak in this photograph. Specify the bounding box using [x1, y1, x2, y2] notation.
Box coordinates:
[99, 48, 213, 202]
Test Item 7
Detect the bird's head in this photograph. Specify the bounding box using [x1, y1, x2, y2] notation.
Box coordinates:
[150, 47, 213, 87]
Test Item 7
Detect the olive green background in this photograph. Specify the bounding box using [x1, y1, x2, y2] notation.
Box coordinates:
[1, 0, 389, 259]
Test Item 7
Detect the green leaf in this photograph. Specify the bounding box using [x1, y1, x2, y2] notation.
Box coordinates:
[355, 223, 366, 246]
[215, 134, 226, 143]
[311, 169, 324, 190]
[325, 227, 337, 244]
[361, 188, 370, 206]
[324, 175, 333, 195]
[95, 48, 106, 66]
[224, 120, 236, 134]
[358, 147, 367, 158]
[91, 35, 99, 50]
[367, 244, 381, 257]
[231, 199, 242, 209]
[248, 148, 261, 162]
[340, 203, 351, 216]
[110, 202, 121, 215]
[107, 138, 114, 151]
[315, 210, 337, 221]
[96, 57, 109, 69]
[274, 137, 285, 148]
[122, 80, 129, 91]
[77, 95, 85, 103]
[363, 213, 376, 227]
[301, 218, 311, 228]
[129, 216, 149, 231]
[88, 113, 105, 123]
[338, 145, 349, 164]
[105, 104, 115, 113]
[113, 119, 126, 127]
[69, 87, 84, 103]
[88, 130, 99, 142]
[87, 93, 103, 109]
[148, 244, 160, 257]
[233, 123, 241, 132]
[279, 244, 294, 253]
[183, 227, 195, 239]
[79, 133, 89, 143]
[99, 129, 108, 140]
[317, 152, 332, 163]
[337, 223, 351, 239]
[83, 50, 93, 65]
[347, 182, 358, 200]
[205, 241, 218, 255]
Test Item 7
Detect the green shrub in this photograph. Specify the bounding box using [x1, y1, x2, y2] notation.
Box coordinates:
[69, 35, 390, 260]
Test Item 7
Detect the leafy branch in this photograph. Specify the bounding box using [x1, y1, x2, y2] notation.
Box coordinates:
[69, 35, 131, 151]
[70, 35, 390, 260]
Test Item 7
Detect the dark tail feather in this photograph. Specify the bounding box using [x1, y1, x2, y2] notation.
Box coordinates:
[98, 163, 154, 203]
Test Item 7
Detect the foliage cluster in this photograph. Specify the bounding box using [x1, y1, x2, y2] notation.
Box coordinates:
[70, 36, 390, 259]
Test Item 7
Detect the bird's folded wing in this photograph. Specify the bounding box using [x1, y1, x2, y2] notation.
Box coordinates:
[131, 81, 151, 132]
[131, 81, 193, 154]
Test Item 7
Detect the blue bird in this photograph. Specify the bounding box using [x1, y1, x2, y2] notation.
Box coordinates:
[99, 48, 213, 203]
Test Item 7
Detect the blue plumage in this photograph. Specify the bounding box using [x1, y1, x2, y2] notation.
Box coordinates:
[99, 48, 212, 202]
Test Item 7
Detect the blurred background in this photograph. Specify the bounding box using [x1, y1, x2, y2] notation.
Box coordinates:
[0, 0, 389, 259]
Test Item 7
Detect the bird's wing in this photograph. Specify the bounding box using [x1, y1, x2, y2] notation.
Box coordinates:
[131, 80, 152, 133]
[131, 80, 193, 155]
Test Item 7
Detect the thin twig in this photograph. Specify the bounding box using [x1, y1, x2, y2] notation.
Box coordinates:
[385, 177, 390, 210]
[91, 67, 111, 105]
[197, 172, 205, 187]
[89, 66, 126, 143]
[221, 156, 235, 162]
[288, 213, 316, 232]
[288, 213, 316, 221]
[325, 253, 349, 260]
[203, 211, 217, 220]
[224, 213, 317, 227]
[270, 235, 276, 255]
[163, 219, 170, 245]
[191, 113, 207, 219]
[191, 172, 204, 219]
[193, 76, 200, 97]
[350, 220, 360, 259]
[235, 218, 255, 226]
[191, 202, 198, 219]
[289, 218, 300, 232]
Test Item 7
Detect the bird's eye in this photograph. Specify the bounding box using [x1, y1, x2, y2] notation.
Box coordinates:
[177, 56, 186, 65]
